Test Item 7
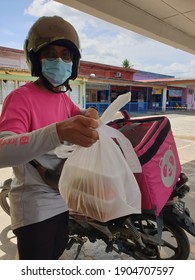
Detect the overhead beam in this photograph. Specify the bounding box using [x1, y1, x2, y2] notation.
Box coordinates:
[55, 0, 195, 54]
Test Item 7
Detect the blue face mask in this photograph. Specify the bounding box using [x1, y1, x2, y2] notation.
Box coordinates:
[41, 58, 73, 87]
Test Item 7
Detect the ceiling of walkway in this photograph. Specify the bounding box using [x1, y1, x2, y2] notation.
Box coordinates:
[56, 0, 195, 54]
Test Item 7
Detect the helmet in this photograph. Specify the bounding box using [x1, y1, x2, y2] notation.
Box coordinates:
[24, 16, 81, 83]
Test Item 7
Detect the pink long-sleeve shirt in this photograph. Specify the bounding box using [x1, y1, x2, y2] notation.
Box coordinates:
[0, 82, 80, 229]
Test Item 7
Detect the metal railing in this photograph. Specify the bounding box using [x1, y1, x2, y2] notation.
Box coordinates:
[86, 102, 148, 115]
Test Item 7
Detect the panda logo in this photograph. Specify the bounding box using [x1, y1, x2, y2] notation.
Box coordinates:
[159, 147, 176, 188]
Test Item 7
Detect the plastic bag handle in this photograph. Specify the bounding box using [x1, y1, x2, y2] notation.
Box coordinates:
[55, 92, 132, 160]
[98, 121, 142, 173]
[100, 92, 131, 124]
[55, 144, 76, 158]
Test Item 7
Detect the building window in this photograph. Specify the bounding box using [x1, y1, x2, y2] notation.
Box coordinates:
[0, 80, 15, 104]
[3, 80, 15, 98]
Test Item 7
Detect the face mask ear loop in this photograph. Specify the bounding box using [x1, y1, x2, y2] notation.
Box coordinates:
[64, 82, 72, 92]
[40, 74, 72, 93]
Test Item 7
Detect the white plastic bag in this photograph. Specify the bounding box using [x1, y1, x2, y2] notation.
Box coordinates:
[58, 93, 142, 222]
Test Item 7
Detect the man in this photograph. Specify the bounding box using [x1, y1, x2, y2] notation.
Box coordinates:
[0, 16, 99, 260]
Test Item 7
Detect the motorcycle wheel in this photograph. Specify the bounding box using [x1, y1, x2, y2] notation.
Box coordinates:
[117, 213, 190, 260]
[0, 189, 10, 216]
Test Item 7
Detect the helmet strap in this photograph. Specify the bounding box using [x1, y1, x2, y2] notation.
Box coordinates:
[40, 75, 71, 93]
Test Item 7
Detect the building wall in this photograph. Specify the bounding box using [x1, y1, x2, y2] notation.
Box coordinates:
[0, 47, 27, 69]
[186, 88, 195, 109]
[0, 46, 84, 110]
[79, 61, 135, 80]
[0, 46, 135, 80]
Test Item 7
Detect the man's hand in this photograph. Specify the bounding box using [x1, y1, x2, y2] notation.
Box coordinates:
[83, 107, 99, 119]
[56, 114, 99, 147]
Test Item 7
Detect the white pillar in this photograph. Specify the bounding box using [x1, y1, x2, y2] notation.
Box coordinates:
[162, 87, 167, 112]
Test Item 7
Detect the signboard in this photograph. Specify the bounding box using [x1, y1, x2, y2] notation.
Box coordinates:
[168, 89, 182, 97]
[152, 88, 162, 94]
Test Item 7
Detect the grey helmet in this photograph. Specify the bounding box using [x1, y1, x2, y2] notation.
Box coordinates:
[24, 16, 81, 87]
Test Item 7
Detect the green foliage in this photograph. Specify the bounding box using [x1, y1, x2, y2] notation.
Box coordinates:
[122, 59, 134, 68]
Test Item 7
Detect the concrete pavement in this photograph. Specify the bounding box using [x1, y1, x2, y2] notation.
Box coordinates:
[0, 112, 195, 260]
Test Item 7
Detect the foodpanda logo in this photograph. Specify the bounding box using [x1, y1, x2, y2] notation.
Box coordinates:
[159, 147, 176, 188]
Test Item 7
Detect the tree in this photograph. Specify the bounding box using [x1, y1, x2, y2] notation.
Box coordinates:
[122, 59, 134, 69]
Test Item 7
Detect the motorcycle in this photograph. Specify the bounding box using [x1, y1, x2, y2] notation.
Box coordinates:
[0, 172, 195, 260]
[68, 171, 195, 260]
[0, 114, 195, 260]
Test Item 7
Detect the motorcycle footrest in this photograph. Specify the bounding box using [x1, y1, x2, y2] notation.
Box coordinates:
[172, 201, 195, 237]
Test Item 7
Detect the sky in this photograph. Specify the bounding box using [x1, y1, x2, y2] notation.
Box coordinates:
[0, 0, 195, 78]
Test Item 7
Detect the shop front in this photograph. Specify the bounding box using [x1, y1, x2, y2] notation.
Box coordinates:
[85, 81, 150, 115]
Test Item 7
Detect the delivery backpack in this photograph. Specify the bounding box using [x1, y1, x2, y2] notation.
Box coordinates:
[108, 114, 181, 216]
